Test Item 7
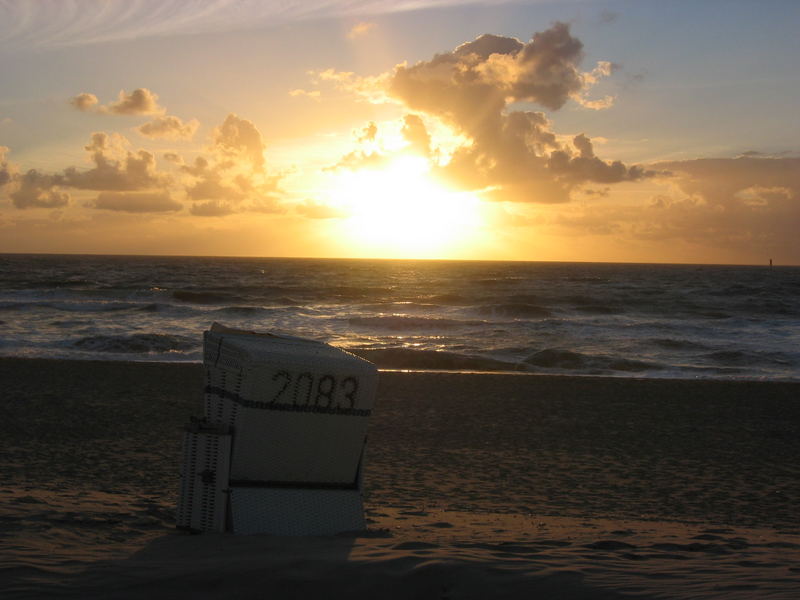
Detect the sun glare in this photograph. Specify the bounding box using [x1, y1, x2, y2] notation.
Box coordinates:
[327, 156, 482, 257]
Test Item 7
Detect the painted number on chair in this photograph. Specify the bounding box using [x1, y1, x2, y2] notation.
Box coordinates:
[270, 370, 359, 408]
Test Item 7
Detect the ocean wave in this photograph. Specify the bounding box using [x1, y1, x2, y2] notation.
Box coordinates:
[572, 304, 620, 315]
[351, 348, 518, 371]
[475, 278, 514, 288]
[704, 350, 751, 366]
[2, 255, 798, 380]
[524, 348, 587, 369]
[356, 302, 441, 313]
[314, 286, 394, 301]
[49, 319, 88, 328]
[694, 310, 733, 320]
[565, 276, 607, 283]
[206, 289, 310, 306]
[475, 303, 552, 319]
[0, 301, 28, 311]
[172, 290, 247, 304]
[213, 305, 265, 315]
[348, 315, 485, 331]
[0, 300, 153, 313]
[272, 296, 303, 306]
[702, 350, 795, 368]
[132, 302, 200, 316]
[524, 348, 661, 373]
[505, 293, 544, 304]
[138, 303, 163, 312]
[652, 338, 709, 351]
[71, 333, 197, 354]
[211, 305, 299, 316]
[55, 300, 152, 313]
[426, 293, 469, 305]
[23, 278, 97, 288]
[707, 283, 768, 298]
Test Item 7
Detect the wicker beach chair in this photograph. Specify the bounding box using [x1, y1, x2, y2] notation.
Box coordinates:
[177, 323, 378, 535]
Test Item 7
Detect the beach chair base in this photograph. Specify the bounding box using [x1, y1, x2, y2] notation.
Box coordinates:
[176, 419, 232, 533]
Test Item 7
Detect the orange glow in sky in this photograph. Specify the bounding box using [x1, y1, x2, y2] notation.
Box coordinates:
[326, 156, 481, 257]
[1, 2, 798, 264]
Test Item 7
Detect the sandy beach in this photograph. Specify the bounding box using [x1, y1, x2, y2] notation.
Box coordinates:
[1, 357, 799, 598]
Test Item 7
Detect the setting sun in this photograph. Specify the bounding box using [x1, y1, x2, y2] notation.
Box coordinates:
[326, 156, 482, 257]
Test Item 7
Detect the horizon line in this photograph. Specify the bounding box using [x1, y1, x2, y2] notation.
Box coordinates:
[0, 251, 792, 268]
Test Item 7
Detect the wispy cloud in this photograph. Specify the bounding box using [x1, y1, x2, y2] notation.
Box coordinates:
[0, 0, 525, 49]
[288, 89, 322, 101]
[347, 22, 376, 39]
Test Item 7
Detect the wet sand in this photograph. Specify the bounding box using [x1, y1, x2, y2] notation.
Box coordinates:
[1, 357, 799, 598]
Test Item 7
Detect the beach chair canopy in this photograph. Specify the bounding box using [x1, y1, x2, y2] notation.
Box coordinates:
[203, 323, 379, 485]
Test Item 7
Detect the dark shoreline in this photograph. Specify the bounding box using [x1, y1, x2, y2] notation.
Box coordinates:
[3, 354, 799, 383]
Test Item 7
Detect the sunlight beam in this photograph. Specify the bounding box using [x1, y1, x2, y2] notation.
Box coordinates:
[326, 156, 481, 258]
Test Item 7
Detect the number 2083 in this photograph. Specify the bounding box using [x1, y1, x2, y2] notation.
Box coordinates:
[269, 370, 360, 408]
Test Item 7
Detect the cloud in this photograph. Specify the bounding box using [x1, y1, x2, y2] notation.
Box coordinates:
[554, 157, 800, 257]
[181, 114, 286, 216]
[347, 22, 376, 39]
[289, 88, 321, 101]
[653, 157, 800, 208]
[389, 24, 589, 115]
[325, 121, 391, 172]
[9, 131, 187, 212]
[401, 114, 431, 157]
[103, 88, 165, 115]
[548, 134, 652, 184]
[213, 113, 265, 170]
[163, 152, 184, 164]
[311, 68, 390, 104]
[189, 200, 237, 217]
[183, 157, 246, 202]
[0, 146, 13, 187]
[190, 195, 286, 217]
[574, 61, 617, 110]
[137, 115, 199, 140]
[70, 88, 165, 115]
[327, 149, 389, 172]
[90, 190, 182, 212]
[357, 121, 378, 143]
[10, 170, 70, 209]
[295, 200, 348, 219]
[62, 132, 166, 190]
[6, 133, 176, 211]
[322, 23, 644, 204]
[2, 1, 518, 49]
[1, 147, 71, 209]
[5, 112, 285, 218]
[249, 196, 285, 214]
[70, 92, 99, 111]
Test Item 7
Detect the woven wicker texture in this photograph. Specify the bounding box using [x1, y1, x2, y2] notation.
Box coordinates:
[177, 324, 377, 535]
[176, 424, 232, 532]
[203, 325, 378, 484]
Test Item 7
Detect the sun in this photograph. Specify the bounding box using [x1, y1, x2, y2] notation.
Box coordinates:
[326, 156, 482, 258]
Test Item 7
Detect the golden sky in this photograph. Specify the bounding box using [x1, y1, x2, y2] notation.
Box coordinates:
[1, 0, 798, 264]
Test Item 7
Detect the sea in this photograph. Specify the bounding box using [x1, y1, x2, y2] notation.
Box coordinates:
[1, 254, 798, 380]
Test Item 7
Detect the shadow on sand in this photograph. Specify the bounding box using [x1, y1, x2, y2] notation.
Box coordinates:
[32, 528, 630, 600]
